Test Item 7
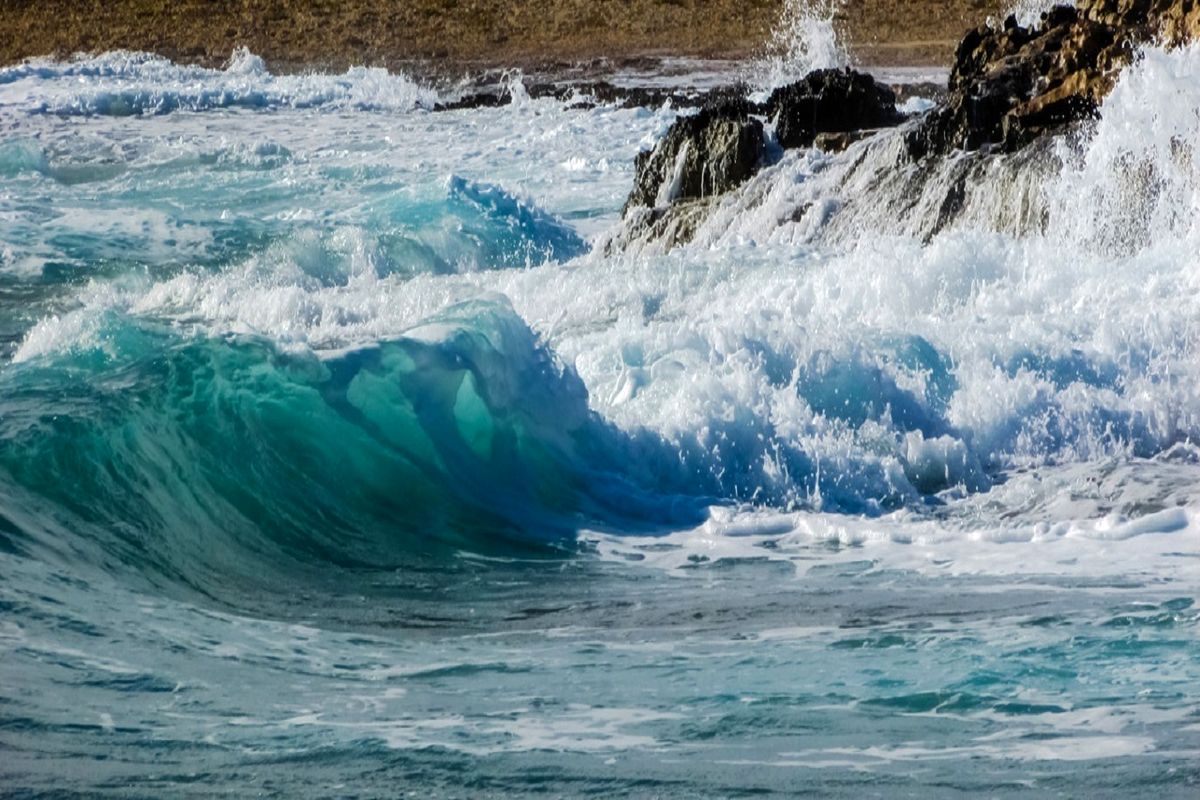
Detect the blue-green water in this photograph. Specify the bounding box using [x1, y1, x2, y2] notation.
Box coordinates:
[1, 51, 1198, 797]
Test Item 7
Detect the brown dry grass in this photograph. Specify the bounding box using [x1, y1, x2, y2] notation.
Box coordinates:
[0, 1, 1009, 70]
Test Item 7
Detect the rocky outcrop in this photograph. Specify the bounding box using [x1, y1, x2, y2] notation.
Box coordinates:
[1160, 0, 1200, 42]
[613, 0, 1199, 252]
[908, 0, 1200, 158]
[612, 100, 765, 250]
[617, 70, 906, 246]
[622, 69, 906, 217]
[624, 100, 765, 211]
[767, 68, 905, 149]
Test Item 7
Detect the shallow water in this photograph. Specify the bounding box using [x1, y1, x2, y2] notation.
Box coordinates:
[0, 49, 1198, 797]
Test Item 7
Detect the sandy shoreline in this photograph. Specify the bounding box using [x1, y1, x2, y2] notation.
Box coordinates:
[0, 1, 1010, 73]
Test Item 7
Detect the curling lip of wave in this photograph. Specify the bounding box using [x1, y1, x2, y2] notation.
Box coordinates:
[0, 300, 718, 592]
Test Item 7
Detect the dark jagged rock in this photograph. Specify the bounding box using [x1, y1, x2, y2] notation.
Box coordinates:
[433, 80, 753, 113]
[433, 89, 516, 112]
[624, 100, 765, 211]
[612, 99, 766, 249]
[908, 0, 1200, 159]
[562, 81, 752, 111]
[907, 6, 1115, 156]
[767, 68, 905, 149]
[615, 71, 910, 248]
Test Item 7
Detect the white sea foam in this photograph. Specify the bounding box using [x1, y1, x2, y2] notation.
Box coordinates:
[0, 49, 437, 116]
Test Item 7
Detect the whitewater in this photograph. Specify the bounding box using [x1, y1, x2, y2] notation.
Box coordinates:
[1, 36, 1198, 799]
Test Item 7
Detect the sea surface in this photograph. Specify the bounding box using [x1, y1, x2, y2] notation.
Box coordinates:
[1, 40, 1199, 798]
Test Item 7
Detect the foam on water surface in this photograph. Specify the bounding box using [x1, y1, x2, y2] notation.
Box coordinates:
[0, 49, 438, 116]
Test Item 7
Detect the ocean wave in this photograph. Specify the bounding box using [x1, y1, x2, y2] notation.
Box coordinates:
[0, 300, 713, 598]
[0, 164, 587, 287]
[0, 49, 438, 116]
[16, 258, 1175, 598]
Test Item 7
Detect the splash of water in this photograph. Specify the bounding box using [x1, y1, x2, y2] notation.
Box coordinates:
[1005, 0, 1076, 28]
[751, 0, 850, 93]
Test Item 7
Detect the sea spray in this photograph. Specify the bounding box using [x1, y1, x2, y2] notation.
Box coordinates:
[751, 0, 849, 94]
[1044, 42, 1200, 256]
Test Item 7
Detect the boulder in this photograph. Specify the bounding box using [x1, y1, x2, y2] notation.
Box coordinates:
[617, 72, 907, 249]
[622, 71, 905, 219]
[624, 100, 765, 212]
[767, 68, 904, 149]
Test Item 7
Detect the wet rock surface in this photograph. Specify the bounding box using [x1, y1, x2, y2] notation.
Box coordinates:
[908, 0, 1200, 158]
[767, 68, 905, 149]
[617, 70, 903, 246]
[604, 98, 771, 251]
[433, 80, 749, 112]
[613, 1, 1200, 250]
[624, 100, 765, 211]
